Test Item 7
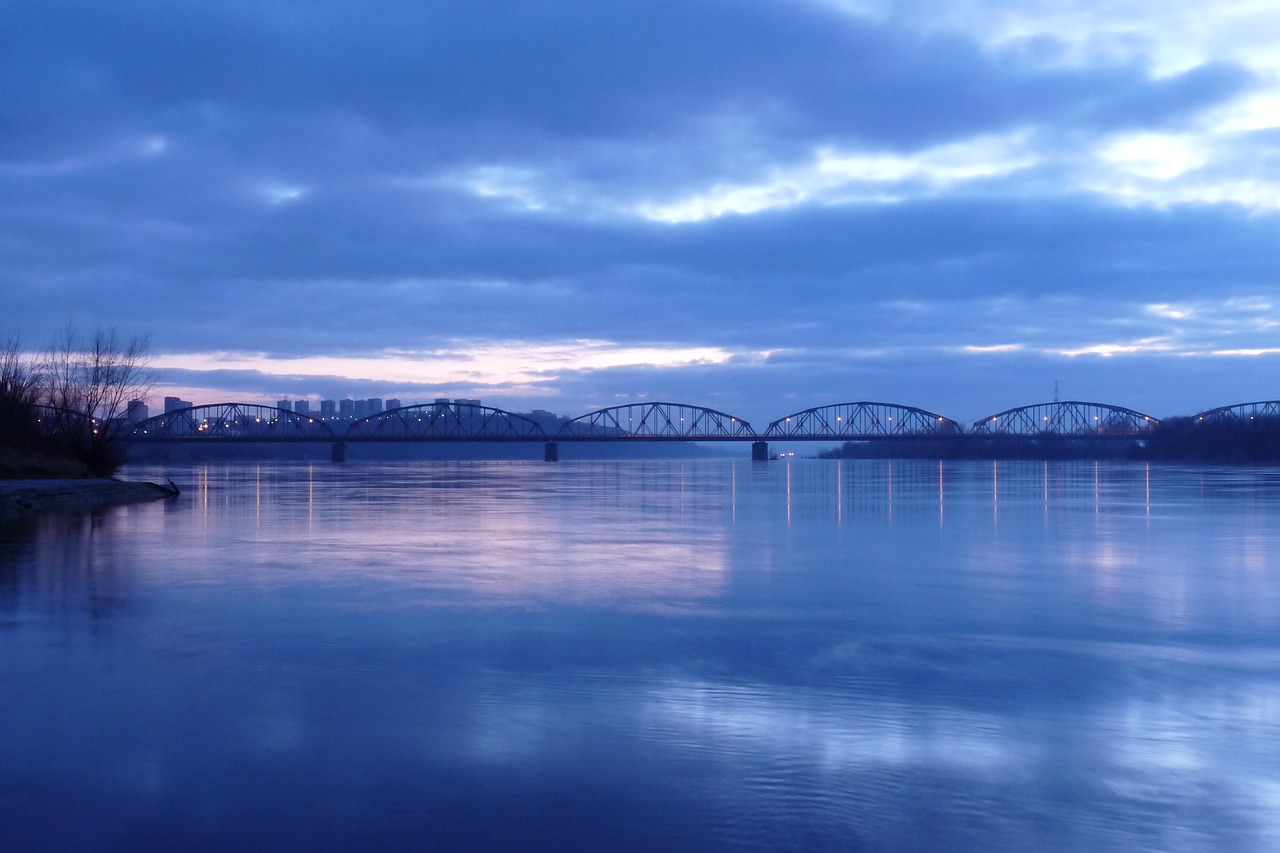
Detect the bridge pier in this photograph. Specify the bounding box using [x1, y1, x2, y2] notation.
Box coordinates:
[544, 441, 559, 462]
[751, 440, 769, 461]
[331, 441, 347, 463]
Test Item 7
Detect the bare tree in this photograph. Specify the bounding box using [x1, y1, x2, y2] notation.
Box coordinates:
[0, 332, 37, 402]
[0, 331, 41, 452]
[39, 324, 152, 474]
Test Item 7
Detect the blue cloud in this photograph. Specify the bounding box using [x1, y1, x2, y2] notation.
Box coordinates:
[2, 0, 1278, 417]
[3, 0, 1253, 162]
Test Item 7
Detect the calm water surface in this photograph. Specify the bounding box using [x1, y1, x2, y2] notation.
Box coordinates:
[2, 459, 1279, 851]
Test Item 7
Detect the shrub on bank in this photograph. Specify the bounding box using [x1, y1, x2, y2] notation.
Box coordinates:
[0, 446, 96, 479]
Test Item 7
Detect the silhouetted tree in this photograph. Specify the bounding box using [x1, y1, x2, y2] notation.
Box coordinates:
[0, 332, 41, 456]
[38, 325, 152, 474]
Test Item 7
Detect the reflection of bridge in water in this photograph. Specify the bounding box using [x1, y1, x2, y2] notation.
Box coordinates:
[126, 399, 1174, 461]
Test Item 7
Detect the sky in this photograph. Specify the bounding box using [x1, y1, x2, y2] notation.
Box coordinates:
[5, 0, 1280, 427]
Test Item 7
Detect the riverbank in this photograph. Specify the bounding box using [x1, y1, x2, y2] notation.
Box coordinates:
[0, 478, 176, 518]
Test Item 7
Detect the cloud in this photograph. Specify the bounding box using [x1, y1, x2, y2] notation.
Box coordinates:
[6, 196, 1280, 362]
[2, 0, 1280, 420]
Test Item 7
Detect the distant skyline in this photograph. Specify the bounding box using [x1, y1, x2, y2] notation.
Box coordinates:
[6, 0, 1280, 425]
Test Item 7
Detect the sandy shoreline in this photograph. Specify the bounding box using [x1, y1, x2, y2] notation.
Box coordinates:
[0, 478, 176, 518]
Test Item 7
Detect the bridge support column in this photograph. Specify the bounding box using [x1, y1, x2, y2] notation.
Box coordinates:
[751, 440, 769, 461]
[331, 441, 347, 463]
[544, 441, 559, 462]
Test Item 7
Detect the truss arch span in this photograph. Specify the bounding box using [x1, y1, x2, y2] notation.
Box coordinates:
[558, 402, 754, 440]
[970, 401, 1159, 437]
[765, 401, 960, 439]
[1192, 400, 1280, 423]
[30, 404, 99, 436]
[130, 404, 338, 441]
[342, 402, 548, 440]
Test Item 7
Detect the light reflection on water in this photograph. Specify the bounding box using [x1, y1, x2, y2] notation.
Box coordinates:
[2, 459, 1280, 851]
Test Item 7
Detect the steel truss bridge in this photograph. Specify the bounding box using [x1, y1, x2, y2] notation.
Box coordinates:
[31, 404, 101, 437]
[969, 400, 1159, 438]
[120, 398, 1183, 460]
[1192, 400, 1280, 424]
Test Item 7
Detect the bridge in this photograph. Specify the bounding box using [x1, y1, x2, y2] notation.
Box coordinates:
[969, 401, 1159, 437]
[121, 398, 1175, 460]
[1192, 400, 1280, 424]
[765, 402, 961, 439]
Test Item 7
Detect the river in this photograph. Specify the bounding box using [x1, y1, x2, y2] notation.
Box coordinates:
[2, 459, 1278, 851]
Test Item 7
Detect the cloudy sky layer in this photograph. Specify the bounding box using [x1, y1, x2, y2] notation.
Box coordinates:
[5, 0, 1280, 424]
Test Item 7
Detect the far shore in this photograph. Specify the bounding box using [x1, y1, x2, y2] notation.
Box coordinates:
[0, 478, 176, 519]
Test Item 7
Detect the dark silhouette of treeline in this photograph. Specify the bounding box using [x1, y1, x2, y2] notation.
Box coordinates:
[0, 393, 110, 477]
[818, 417, 1280, 462]
[1, 327, 150, 477]
[1144, 417, 1280, 462]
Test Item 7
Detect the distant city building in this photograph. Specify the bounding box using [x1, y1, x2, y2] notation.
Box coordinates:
[456, 398, 481, 407]
[320, 399, 337, 419]
[164, 396, 193, 413]
[529, 409, 568, 432]
[434, 398, 451, 406]
[385, 398, 402, 411]
[354, 399, 370, 419]
[127, 400, 149, 424]
[276, 399, 292, 411]
[366, 398, 383, 415]
[293, 400, 310, 416]
[339, 399, 355, 419]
